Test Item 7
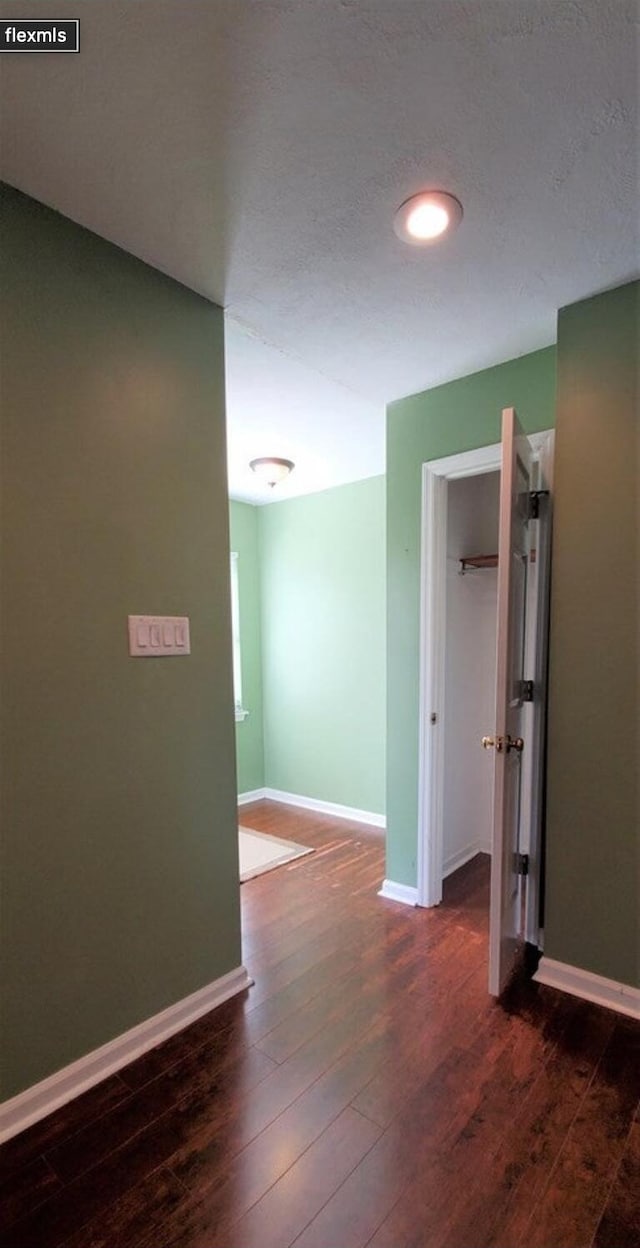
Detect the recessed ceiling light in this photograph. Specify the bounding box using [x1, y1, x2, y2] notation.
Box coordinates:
[394, 190, 463, 244]
[249, 457, 295, 487]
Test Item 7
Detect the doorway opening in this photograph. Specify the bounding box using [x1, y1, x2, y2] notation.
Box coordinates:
[442, 471, 500, 877]
[417, 424, 554, 993]
[439, 470, 500, 934]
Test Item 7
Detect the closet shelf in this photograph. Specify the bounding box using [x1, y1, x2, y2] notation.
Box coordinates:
[459, 550, 536, 574]
[459, 553, 498, 573]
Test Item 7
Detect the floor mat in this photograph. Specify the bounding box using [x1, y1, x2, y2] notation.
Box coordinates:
[238, 826, 314, 882]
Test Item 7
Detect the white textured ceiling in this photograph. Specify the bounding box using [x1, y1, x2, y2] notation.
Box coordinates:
[1, 0, 638, 502]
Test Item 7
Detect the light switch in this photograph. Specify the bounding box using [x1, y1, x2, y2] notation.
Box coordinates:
[128, 616, 191, 657]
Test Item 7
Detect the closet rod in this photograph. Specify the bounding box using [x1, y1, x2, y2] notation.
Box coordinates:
[458, 550, 536, 575]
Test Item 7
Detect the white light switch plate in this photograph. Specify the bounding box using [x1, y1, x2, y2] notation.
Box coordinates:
[128, 615, 191, 657]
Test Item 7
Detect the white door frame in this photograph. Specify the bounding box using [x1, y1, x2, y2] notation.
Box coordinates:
[417, 432, 552, 911]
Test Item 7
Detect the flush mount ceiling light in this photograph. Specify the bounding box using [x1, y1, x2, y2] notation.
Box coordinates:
[249, 457, 295, 487]
[394, 190, 463, 244]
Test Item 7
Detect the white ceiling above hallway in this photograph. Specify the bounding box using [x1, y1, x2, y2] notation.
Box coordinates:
[0, 0, 637, 500]
[225, 317, 384, 504]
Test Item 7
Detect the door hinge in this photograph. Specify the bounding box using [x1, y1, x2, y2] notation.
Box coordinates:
[528, 490, 549, 520]
[520, 680, 534, 702]
[515, 852, 529, 877]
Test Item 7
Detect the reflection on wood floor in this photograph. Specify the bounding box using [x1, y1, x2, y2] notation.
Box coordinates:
[1, 800, 638, 1248]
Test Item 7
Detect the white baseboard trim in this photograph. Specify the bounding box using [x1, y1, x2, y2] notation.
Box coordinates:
[442, 841, 491, 879]
[534, 956, 640, 1021]
[378, 879, 419, 907]
[263, 787, 386, 830]
[238, 788, 267, 806]
[0, 964, 253, 1145]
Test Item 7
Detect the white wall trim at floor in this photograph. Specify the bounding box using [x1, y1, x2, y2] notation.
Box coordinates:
[534, 956, 640, 1021]
[378, 879, 419, 907]
[263, 788, 386, 830]
[238, 788, 267, 806]
[0, 965, 253, 1145]
[442, 841, 491, 879]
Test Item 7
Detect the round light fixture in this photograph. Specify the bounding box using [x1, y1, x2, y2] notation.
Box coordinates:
[394, 190, 463, 244]
[249, 457, 295, 487]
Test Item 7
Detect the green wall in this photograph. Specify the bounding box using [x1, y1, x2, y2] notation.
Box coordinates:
[259, 476, 386, 815]
[0, 184, 241, 1099]
[544, 282, 639, 987]
[386, 347, 557, 886]
[229, 501, 265, 794]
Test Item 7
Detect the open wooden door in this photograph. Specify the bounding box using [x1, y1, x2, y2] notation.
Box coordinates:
[486, 408, 534, 995]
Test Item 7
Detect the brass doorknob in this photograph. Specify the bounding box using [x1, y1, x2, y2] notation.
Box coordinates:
[481, 734, 524, 754]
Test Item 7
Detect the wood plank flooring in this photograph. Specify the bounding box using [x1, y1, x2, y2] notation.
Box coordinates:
[1, 800, 638, 1248]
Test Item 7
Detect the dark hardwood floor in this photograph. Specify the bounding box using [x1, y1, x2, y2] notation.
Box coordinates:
[1, 800, 639, 1248]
